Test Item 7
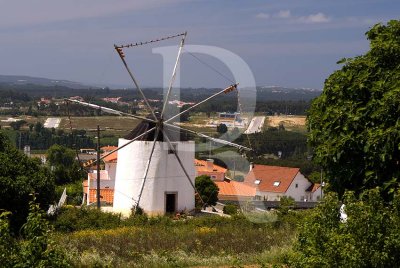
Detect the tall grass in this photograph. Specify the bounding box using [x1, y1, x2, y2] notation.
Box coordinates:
[51, 207, 302, 266]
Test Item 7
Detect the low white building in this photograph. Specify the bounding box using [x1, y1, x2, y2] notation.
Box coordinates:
[244, 164, 322, 201]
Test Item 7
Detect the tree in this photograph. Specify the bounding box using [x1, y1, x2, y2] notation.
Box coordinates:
[307, 20, 400, 199]
[216, 123, 228, 134]
[291, 189, 400, 267]
[47, 144, 84, 185]
[195, 175, 219, 206]
[10, 120, 26, 130]
[0, 132, 55, 232]
[0, 199, 69, 267]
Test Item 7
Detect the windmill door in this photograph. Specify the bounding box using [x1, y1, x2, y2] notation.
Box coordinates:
[165, 192, 177, 213]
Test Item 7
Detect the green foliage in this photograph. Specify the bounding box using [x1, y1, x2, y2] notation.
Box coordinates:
[278, 196, 295, 215]
[9, 120, 26, 130]
[52, 206, 123, 232]
[247, 129, 308, 160]
[0, 200, 70, 267]
[0, 131, 55, 232]
[308, 20, 400, 198]
[55, 212, 296, 267]
[216, 123, 228, 134]
[223, 203, 238, 215]
[47, 144, 85, 185]
[195, 175, 219, 206]
[290, 188, 400, 267]
[55, 181, 83, 206]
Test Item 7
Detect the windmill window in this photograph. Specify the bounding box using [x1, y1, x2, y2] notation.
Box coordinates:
[295, 183, 298, 188]
[168, 143, 177, 154]
[273, 181, 280, 187]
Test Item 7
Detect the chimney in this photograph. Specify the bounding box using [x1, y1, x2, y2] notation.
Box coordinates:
[249, 162, 254, 172]
[206, 159, 214, 171]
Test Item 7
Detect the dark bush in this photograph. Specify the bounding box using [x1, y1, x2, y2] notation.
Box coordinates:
[223, 203, 238, 215]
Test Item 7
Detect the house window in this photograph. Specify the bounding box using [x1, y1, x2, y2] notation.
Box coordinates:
[168, 143, 177, 154]
[273, 181, 280, 187]
[295, 183, 298, 188]
[211, 175, 217, 180]
[254, 179, 261, 185]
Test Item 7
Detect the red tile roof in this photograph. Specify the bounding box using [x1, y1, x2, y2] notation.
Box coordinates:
[103, 151, 118, 163]
[101, 146, 118, 152]
[306, 183, 321, 193]
[194, 159, 227, 173]
[244, 165, 300, 193]
[215, 179, 256, 197]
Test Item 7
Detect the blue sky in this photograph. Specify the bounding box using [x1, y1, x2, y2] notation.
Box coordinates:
[0, 0, 398, 88]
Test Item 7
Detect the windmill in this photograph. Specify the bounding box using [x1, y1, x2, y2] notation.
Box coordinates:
[66, 32, 250, 216]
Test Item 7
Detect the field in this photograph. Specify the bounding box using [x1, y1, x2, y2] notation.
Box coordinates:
[265, 115, 307, 132]
[51, 208, 302, 267]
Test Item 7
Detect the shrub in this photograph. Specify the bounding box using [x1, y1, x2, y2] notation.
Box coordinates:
[195, 175, 219, 207]
[0, 199, 70, 267]
[223, 203, 238, 215]
[289, 188, 400, 267]
[52, 207, 122, 232]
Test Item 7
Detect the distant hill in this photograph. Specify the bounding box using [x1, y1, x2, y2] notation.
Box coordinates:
[0, 75, 96, 89]
[0, 75, 322, 101]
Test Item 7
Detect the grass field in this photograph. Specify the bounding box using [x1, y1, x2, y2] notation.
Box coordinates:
[51, 209, 301, 267]
[265, 115, 307, 132]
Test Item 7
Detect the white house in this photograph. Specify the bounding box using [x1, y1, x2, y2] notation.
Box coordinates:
[244, 164, 322, 201]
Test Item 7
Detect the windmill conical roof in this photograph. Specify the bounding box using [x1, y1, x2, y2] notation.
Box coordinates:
[124, 118, 190, 142]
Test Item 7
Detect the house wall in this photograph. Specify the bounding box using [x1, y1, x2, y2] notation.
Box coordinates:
[113, 140, 196, 216]
[285, 173, 313, 201]
[218, 195, 254, 201]
[308, 187, 322, 201]
[105, 162, 117, 181]
[255, 190, 282, 201]
[89, 189, 114, 204]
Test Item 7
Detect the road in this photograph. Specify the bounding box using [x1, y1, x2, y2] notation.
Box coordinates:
[244, 116, 265, 134]
[44, 117, 61, 128]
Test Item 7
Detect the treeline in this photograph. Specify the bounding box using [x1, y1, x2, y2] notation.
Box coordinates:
[16, 122, 94, 150]
[0, 84, 317, 115]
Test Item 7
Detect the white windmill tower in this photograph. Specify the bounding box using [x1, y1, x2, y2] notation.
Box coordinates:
[67, 32, 250, 216]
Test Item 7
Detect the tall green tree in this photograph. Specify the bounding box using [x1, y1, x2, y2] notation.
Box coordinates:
[47, 144, 84, 185]
[0, 132, 55, 232]
[195, 175, 219, 207]
[308, 20, 400, 198]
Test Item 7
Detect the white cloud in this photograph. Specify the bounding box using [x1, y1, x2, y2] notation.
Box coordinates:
[276, 10, 291, 19]
[255, 12, 270, 19]
[299, 12, 331, 23]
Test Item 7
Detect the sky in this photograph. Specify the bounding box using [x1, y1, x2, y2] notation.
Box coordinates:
[0, 0, 398, 89]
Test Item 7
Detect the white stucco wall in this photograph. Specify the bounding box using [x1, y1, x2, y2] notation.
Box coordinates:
[113, 139, 195, 216]
[308, 187, 322, 201]
[285, 173, 312, 201]
[105, 162, 117, 181]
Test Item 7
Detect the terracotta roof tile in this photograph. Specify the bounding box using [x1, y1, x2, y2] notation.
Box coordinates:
[244, 165, 299, 193]
[101, 146, 118, 152]
[194, 159, 227, 173]
[103, 151, 118, 163]
[215, 180, 256, 197]
[306, 183, 321, 193]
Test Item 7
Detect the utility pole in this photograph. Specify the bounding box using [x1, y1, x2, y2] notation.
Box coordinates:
[96, 125, 101, 209]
